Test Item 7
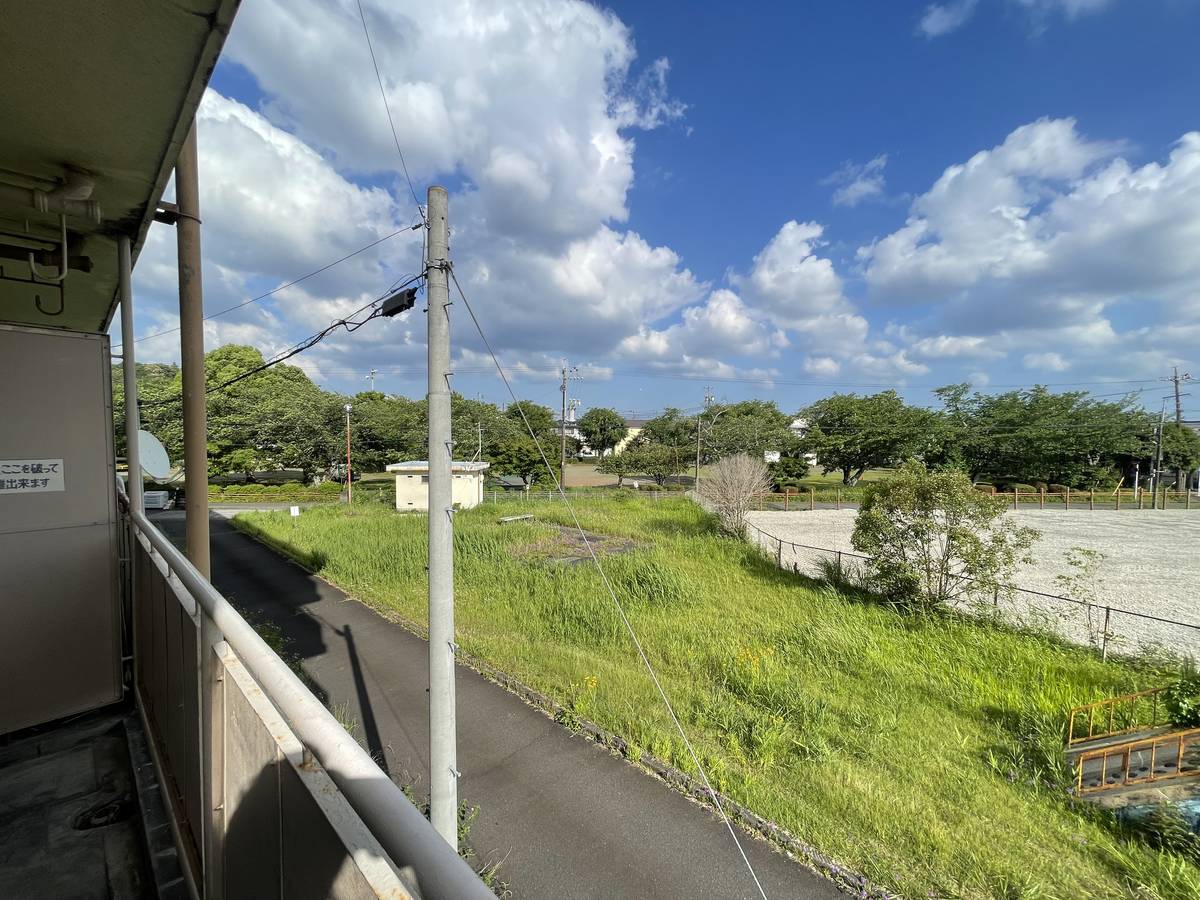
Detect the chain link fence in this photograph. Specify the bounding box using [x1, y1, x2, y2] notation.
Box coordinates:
[745, 521, 1200, 661]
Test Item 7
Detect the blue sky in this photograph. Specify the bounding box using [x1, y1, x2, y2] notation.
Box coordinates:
[119, 0, 1200, 420]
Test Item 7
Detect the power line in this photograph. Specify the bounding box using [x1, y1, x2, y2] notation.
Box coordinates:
[305, 363, 1161, 393]
[448, 265, 769, 900]
[354, 0, 424, 220]
[135, 227, 419, 344]
[141, 274, 423, 408]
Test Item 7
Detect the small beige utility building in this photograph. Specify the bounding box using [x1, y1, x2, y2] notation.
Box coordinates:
[386, 460, 490, 510]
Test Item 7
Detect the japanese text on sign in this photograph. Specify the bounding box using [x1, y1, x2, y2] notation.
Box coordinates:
[0, 459, 65, 493]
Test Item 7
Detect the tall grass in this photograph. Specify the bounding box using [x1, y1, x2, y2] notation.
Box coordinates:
[233, 497, 1198, 899]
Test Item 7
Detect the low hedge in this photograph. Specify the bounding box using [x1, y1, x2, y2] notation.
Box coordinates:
[207, 482, 342, 501]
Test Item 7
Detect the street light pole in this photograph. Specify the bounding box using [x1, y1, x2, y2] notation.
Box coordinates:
[345, 404, 353, 506]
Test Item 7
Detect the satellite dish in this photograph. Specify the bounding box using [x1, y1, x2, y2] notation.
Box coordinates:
[137, 430, 172, 481]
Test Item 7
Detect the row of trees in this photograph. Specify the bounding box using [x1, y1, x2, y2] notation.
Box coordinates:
[589, 387, 1200, 490]
[805, 385, 1200, 489]
[114, 346, 1200, 490]
[113, 346, 569, 486]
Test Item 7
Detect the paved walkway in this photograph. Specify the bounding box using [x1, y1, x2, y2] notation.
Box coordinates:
[152, 512, 842, 900]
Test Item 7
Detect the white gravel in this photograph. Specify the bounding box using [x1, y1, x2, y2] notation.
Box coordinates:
[747, 509, 1200, 659]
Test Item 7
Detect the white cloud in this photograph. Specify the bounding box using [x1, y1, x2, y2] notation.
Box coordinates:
[803, 356, 841, 377]
[919, 0, 1112, 38]
[616, 289, 785, 365]
[855, 116, 1200, 349]
[733, 221, 851, 329]
[850, 349, 931, 378]
[823, 155, 888, 207]
[918, 1, 979, 38]
[1023, 351, 1070, 371]
[1015, 0, 1113, 22]
[909, 333, 1004, 360]
[127, 1, 711, 387]
[224, 0, 680, 246]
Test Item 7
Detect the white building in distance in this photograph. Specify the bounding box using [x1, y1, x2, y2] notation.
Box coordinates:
[385, 460, 490, 511]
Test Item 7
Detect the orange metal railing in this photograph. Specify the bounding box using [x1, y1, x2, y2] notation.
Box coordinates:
[1067, 687, 1170, 747]
[1075, 728, 1200, 795]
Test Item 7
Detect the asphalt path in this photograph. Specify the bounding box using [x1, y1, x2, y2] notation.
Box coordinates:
[152, 510, 845, 900]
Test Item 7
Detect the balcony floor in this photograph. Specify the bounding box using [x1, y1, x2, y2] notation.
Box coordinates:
[0, 706, 169, 899]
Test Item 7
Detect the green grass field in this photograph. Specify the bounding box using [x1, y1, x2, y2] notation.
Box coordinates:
[232, 497, 1198, 899]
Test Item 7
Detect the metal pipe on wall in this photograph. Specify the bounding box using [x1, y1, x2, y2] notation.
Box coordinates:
[118, 236, 143, 513]
[175, 123, 210, 578]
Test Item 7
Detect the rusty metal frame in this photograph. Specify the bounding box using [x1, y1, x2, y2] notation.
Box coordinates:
[1075, 727, 1200, 795]
[1067, 687, 1168, 746]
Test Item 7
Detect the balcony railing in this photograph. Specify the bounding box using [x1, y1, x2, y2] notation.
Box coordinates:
[118, 486, 492, 899]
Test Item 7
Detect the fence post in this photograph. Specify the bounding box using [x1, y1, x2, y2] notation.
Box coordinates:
[784, 490, 789, 512]
[1090, 489, 1095, 511]
[1188, 491, 1192, 511]
[776, 538, 782, 568]
[836, 488, 841, 510]
[835, 550, 843, 582]
[1013, 488, 1019, 510]
[758, 491, 763, 511]
[1115, 489, 1120, 511]
[1065, 486, 1070, 510]
[1138, 489, 1144, 510]
[1101, 606, 1111, 661]
[1040, 487, 1045, 509]
[809, 488, 815, 511]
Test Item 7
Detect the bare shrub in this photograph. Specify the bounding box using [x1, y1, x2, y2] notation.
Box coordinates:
[698, 453, 770, 536]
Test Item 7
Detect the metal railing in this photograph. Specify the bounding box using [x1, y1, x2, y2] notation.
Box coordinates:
[744, 521, 1200, 661]
[1075, 727, 1200, 795]
[119, 485, 492, 900]
[746, 487, 1200, 512]
[1067, 688, 1171, 747]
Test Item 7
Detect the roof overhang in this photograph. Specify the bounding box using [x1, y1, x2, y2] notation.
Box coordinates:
[0, 0, 240, 334]
[386, 462, 492, 474]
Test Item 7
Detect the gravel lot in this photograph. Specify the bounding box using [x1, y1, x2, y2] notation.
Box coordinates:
[747, 509, 1200, 659]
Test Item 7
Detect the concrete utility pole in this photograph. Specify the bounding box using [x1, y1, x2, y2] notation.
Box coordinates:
[1151, 401, 1167, 504]
[176, 122, 209, 577]
[425, 186, 457, 849]
[118, 236, 143, 513]
[559, 363, 580, 486]
[1164, 367, 1194, 490]
[694, 388, 716, 488]
[344, 403, 353, 505]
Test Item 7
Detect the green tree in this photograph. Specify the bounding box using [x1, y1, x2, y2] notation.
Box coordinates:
[702, 400, 801, 464]
[489, 434, 546, 487]
[851, 462, 1040, 610]
[454, 394, 523, 461]
[1161, 423, 1200, 477]
[625, 442, 684, 486]
[348, 390, 424, 472]
[768, 456, 810, 490]
[639, 408, 694, 451]
[505, 400, 556, 436]
[596, 450, 637, 486]
[801, 391, 936, 485]
[934, 384, 1152, 488]
[578, 407, 627, 456]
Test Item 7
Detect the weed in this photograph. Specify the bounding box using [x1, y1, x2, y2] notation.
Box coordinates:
[233, 497, 1195, 899]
